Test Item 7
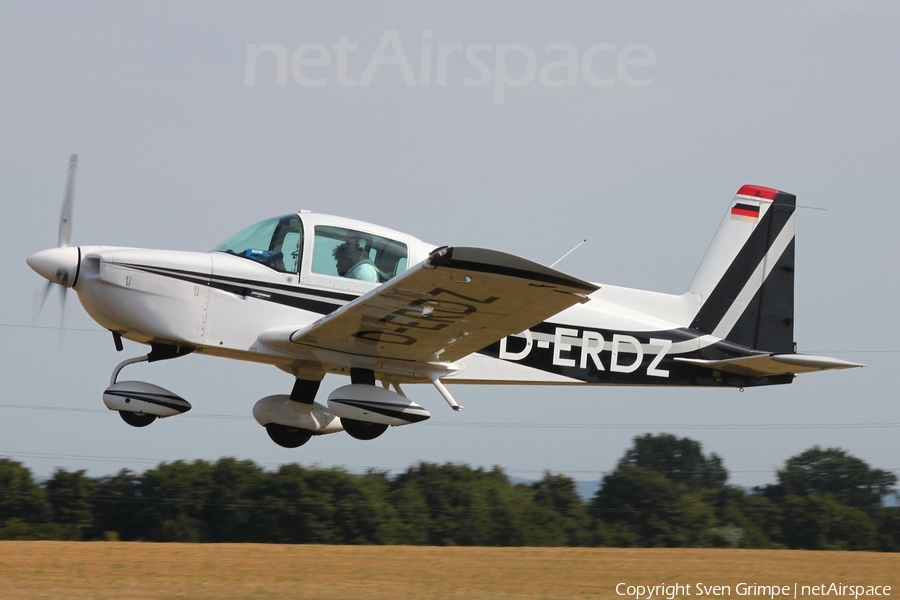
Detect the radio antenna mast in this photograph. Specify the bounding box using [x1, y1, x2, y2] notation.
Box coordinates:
[550, 239, 587, 269]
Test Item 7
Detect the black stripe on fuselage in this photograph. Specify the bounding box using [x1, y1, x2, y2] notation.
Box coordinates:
[689, 192, 796, 338]
[118, 262, 358, 301]
[116, 262, 356, 315]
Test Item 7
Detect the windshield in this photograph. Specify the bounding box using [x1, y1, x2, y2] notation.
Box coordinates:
[213, 214, 303, 274]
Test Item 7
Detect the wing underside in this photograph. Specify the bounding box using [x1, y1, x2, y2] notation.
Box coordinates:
[258, 247, 598, 368]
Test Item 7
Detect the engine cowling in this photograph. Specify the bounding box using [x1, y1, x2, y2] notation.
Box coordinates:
[327, 384, 430, 426]
[252, 395, 343, 434]
[103, 380, 191, 417]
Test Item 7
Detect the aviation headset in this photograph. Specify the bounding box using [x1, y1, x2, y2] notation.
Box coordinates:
[348, 233, 371, 252]
[335, 233, 371, 256]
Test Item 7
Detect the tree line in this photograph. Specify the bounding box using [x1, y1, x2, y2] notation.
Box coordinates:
[0, 434, 897, 550]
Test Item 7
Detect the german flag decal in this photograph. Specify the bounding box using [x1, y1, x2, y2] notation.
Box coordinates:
[731, 202, 760, 219]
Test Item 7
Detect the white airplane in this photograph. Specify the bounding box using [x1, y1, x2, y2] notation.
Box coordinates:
[27, 156, 862, 448]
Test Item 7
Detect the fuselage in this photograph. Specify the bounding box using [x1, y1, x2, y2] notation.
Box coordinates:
[56, 212, 790, 389]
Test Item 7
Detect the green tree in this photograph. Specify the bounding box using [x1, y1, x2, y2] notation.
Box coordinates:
[590, 464, 714, 547]
[621, 433, 727, 490]
[45, 468, 97, 540]
[390, 463, 533, 546]
[529, 473, 590, 546]
[384, 478, 430, 544]
[204, 458, 268, 542]
[874, 505, 900, 551]
[92, 469, 144, 541]
[781, 492, 877, 550]
[0, 458, 49, 539]
[699, 486, 781, 548]
[770, 446, 896, 508]
[255, 464, 393, 544]
[140, 460, 214, 542]
[753, 446, 896, 550]
[322, 468, 394, 544]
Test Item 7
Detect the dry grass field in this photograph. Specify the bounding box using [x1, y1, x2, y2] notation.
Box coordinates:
[0, 542, 897, 599]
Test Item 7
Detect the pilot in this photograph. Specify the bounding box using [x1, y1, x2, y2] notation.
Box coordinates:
[332, 232, 379, 282]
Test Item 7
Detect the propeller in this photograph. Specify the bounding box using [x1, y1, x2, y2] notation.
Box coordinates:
[31, 154, 78, 327]
[59, 154, 76, 248]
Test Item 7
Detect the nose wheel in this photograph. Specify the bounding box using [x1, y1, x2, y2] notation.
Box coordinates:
[119, 411, 157, 428]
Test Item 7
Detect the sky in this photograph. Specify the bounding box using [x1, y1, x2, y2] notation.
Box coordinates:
[1, 1, 898, 489]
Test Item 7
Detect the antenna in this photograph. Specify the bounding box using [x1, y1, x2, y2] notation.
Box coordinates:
[550, 239, 587, 269]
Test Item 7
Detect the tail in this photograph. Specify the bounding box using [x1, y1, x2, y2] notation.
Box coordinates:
[687, 185, 796, 353]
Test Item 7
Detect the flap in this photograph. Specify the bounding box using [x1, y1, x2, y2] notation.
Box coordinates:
[258, 246, 598, 364]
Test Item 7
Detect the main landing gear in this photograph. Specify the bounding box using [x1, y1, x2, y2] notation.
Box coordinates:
[253, 367, 437, 449]
[262, 378, 320, 448]
[341, 368, 389, 441]
[264, 423, 313, 448]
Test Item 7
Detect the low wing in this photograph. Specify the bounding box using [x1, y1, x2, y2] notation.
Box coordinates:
[258, 247, 598, 365]
[675, 353, 863, 377]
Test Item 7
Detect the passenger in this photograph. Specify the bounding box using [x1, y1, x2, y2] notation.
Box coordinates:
[332, 232, 379, 282]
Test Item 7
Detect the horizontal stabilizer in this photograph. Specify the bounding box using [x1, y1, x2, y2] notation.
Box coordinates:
[674, 354, 863, 377]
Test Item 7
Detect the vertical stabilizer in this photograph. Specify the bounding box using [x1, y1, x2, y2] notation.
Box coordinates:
[688, 185, 796, 353]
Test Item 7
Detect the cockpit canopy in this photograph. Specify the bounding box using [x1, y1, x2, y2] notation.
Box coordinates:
[212, 214, 411, 284]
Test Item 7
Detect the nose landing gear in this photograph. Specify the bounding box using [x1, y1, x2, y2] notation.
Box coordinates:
[119, 411, 157, 428]
[103, 343, 193, 427]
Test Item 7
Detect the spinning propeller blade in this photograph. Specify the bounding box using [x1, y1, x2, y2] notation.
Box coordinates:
[58, 283, 68, 344]
[31, 154, 78, 328]
[59, 154, 76, 248]
[33, 281, 53, 325]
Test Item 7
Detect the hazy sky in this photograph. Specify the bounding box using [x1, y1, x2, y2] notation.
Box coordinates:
[2, 1, 898, 487]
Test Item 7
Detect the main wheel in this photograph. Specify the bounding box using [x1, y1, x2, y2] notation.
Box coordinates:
[342, 418, 388, 441]
[265, 423, 313, 448]
[120, 411, 157, 428]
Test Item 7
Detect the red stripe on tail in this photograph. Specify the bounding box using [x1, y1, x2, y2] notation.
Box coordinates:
[736, 184, 779, 200]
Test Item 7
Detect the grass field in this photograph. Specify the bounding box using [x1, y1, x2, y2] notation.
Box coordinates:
[0, 542, 897, 599]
